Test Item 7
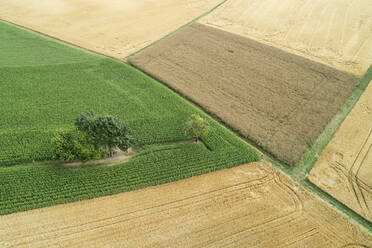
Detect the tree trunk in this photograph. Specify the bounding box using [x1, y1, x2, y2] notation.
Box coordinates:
[108, 146, 113, 157]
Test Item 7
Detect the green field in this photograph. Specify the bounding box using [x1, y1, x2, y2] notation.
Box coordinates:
[0, 22, 260, 215]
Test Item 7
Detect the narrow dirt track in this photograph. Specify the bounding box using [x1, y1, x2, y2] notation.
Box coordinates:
[200, 0, 372, 76]
[309, 80, 372, 222]
[1, 162, 370, 247]
[0, 0, 222, 58]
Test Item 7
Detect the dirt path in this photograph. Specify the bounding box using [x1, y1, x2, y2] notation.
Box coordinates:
[309, 79, 372, 222]
[0, 162, 370, 247]
[199, 0, 372, 76]
[0, 0, 222, 59]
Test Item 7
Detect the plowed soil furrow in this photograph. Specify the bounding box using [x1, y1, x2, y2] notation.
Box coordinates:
[1, 162, 371, 248]
[130, 23, 358, 165]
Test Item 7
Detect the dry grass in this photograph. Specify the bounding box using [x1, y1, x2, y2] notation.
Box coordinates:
[308, 79, 372, 222]
[130, 23, 358, 166]
[0, 162, 371, 247]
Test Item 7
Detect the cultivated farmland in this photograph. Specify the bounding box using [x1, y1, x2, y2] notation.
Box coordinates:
[308, 78, 372, 222]
[0, 0, 222, 58]
[0, 21, 260, 215]
[200, 0, 372, 76]
[1, 162, 371, 247]
[130, 23, 359, 166]
[1, 0, 372, 245]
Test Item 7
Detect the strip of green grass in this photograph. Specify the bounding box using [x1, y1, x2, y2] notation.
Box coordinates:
[294, 65, 372, 181]
[124, 3, 372, 231]
[265, 65, 372, 232]
[259, 65, 372, 181]
[0, 21, 260, 215]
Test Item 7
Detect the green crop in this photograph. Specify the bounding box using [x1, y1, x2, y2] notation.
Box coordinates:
[0, 21, 260, 215]
[0, 142, 259, 215]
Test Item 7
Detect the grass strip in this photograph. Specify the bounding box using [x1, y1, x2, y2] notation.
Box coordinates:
[269, 65, 372, 233]
[294, 65, 372, 180]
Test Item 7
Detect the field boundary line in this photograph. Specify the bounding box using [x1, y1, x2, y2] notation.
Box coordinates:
[0, 19, 116, 61]
[1, 0, 228, 64]
[130, 20, 363, 170]
[125, 0, 228, 61]
[302, 179, 372, 233]
[296, 65, 372, 233]
[126, 63, 263, 157]
[13, 174, 275, 246]
[2, 1, 371, 234]
[294, 65, 372, 181]
[129, 55, 372, 233]
[258, 65, 372, 233]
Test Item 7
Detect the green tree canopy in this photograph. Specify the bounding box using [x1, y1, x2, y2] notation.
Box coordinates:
[75, 112, 133, 156]
[184, 114, 210, 142]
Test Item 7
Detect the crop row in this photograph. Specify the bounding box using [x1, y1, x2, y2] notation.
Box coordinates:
[0, 142, 259, 214]
[0, 48, 247, 166]
[0, 21, 260, 215]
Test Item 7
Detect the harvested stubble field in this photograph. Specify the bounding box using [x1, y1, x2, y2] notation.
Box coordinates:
[309, 78, 372, 222]
[130, 23, 359, 166]
[1, 162, 371, 248]
[0, 21, 260, 215]
[0, 0, 222, 58]
[200, 0, 372, 76]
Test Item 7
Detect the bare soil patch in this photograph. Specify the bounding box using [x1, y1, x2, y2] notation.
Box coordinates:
[0, 162, 370, 247]
[308, 80, 372, 222]
[61, 148, 135, 167]
[0, 0, 222, 58]
[130, 23, 358, 165]
[199, 0, 372, 76]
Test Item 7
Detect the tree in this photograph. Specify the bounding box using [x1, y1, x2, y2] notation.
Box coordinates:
[51, 129, 100, 162]
[51, 130, 78, 162]
[184, 114, 210, 142]
[75, 112, 133, 157]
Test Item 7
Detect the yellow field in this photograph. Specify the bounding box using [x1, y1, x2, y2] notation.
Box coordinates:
[309, 80, 372, 222]
[200, 0, 372, 76]
[0, 0, 222, 58]
[1, 162, 370, 247]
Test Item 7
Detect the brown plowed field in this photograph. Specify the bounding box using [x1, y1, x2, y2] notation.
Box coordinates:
[130, 23, 358, 165]
[0, 162, 370, 247]
[309, 80, 372, 222]
[199, 0, 372, 76]
[0, 0, 222, 58]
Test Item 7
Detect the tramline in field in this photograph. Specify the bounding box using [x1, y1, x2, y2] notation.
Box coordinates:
[0, 0, 371, 245]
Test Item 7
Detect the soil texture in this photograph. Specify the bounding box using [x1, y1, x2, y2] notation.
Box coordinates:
[130, 23, 358, 165]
